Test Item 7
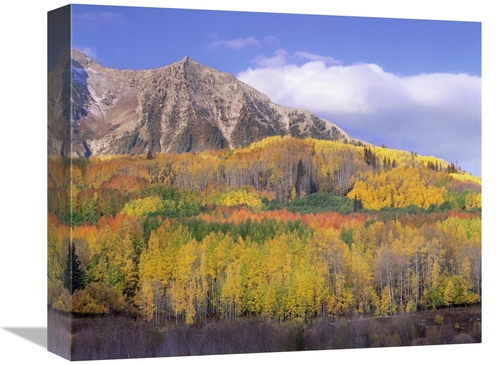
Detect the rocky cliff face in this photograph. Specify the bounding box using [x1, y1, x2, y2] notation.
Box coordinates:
[48, 49, 354, 157]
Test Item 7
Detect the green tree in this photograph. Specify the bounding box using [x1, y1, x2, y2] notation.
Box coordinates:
[295, 159, 306, 196]
[63, 242, 86, 295]
[353, 195, 363, 212]
[340, 227, 354, 250]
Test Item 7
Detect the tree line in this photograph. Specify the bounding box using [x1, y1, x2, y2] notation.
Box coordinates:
[48, 136, 481, 227]
[48, 136, 481, 325]
[48, 208, 481, 325]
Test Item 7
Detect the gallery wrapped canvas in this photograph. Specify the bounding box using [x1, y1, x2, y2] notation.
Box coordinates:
[47, 3, 481, 361]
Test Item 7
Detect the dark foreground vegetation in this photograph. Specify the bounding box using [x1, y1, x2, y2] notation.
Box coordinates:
[48, 306, 481, 361]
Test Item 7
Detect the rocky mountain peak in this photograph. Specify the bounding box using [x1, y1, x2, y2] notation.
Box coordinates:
[71, 48, 86, 60]
[70, 48, 97, 69]
[48, 50, 355, 158]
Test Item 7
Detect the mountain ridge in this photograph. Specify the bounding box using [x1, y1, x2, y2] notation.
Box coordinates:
[48, 49, 360, 158]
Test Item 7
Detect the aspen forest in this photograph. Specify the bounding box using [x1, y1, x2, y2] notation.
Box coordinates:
[47, 136, 481, 358]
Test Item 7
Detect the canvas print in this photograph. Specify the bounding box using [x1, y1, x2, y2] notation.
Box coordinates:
[47, 4, 481, 361]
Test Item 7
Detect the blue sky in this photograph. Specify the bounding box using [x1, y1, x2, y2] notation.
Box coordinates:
[68, 4, 481, 177]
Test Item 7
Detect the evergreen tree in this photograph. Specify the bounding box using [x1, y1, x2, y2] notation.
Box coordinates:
[63, 242, 86, 295]
[295, 159, 306, 196]
[353, 194, 363, 212]
[363, 147, 378, 168]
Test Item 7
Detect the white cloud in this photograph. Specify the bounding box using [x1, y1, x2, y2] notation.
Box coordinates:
[237, 54, 481, 176]
[208, 37, 261, 50]
[252, 49, 340, 69]
[252, 49, 289, 68]
[294, 51, 341, 66]
[263, 35, 280, 46]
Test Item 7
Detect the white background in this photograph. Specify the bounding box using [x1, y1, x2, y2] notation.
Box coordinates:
[0, 1, 496, 364]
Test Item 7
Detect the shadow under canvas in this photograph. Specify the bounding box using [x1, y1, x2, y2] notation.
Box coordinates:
[2, 327, 47, 348]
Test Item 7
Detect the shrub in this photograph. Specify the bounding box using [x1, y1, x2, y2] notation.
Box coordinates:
[435, 314, 444, 325]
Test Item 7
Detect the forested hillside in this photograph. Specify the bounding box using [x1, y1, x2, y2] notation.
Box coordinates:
[48, 136, 481, 325]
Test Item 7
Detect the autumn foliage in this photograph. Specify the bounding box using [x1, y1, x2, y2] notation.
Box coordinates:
[48, 136, 481, 325]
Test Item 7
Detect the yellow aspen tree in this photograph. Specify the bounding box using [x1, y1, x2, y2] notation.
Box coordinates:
[349, 250, 376, 315]
[220, 254, 242, 320]
[409, 235, 427, 308]
[171, 240, 201, 324]
[327, 272, 353, 317]
[260, 235, 292, 320]
[200, 232, 219, 317]
[138, 231, 165, 324]
[139, 278, 156, 322]
[423, 237, 444, 305]
[378, 285, 392, 316]
[374, 244, 396, 315]
[391, 238, 413, 312]
[244, 240, 266, 315]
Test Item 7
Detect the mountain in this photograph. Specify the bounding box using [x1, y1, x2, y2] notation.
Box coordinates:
[48, 49, 357, 158]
